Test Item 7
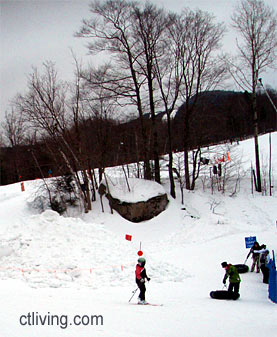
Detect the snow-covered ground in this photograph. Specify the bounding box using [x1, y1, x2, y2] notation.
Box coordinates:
[0, 133, 277, 337]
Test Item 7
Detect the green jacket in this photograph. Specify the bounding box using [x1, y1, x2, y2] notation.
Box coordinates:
[223, 264, 241, 284]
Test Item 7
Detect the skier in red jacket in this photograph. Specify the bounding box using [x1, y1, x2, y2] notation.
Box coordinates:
[135, 257, 150, 304]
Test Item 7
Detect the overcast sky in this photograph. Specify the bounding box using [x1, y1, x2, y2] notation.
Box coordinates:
[1, 0, 277, 122]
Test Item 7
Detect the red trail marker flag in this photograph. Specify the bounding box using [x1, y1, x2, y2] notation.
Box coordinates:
[125, 234, 132, 241]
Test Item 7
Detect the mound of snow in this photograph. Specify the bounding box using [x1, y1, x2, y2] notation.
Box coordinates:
[0, 246, 13, 259]
[40, 210, 60, 222]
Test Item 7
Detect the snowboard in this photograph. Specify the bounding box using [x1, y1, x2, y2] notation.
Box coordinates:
[210, 290, 240, 300]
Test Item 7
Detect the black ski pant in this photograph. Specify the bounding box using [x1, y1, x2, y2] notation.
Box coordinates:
[261, 264, 269, 284]
[136, 280, 146, 301]
[228, 282, 240, 296]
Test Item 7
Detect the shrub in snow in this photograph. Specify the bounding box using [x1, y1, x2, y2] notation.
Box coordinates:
[27, 174, 79, 215]
[27, 195, 49, 213]
[49, 175, 79, 214]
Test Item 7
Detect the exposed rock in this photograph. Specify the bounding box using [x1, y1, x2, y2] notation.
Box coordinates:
[98, 182, 169, 223]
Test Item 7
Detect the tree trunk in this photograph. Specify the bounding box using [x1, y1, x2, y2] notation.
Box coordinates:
[183, 105, 191, 190]
[148, 75, 160, 183]
[184, 148, 190, 190]
[191, 148, 201, 190]
[166, 112, 175, 198]
[252, 84, 262, 192]
[269, 133, 272, 196]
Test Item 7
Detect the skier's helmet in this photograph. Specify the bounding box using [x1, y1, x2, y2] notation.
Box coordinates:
[138, 257, 146, 265]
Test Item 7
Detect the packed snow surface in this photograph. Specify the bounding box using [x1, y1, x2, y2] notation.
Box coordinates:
[0, 133, 277, 337]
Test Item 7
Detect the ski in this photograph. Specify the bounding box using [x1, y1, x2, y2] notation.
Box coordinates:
[130, 302, 163, 306]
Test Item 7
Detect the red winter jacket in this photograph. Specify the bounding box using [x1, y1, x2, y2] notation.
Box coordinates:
[135, 264, 148, 281]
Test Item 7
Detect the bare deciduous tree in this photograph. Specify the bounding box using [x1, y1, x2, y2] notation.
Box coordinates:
[77, 1, 227, 196]
[76, 0, 153, 180]
[153, 12, 183, 198]
[230, 0, 277, 192]
[15, 62, 91, 213]
[131, 2, 171, 184]
[1, 108, 26, 181]
[2, 109, 26, 147]
[173, 9, 226, 190]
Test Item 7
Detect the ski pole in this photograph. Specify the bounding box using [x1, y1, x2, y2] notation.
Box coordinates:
[128, 287, 138, 302]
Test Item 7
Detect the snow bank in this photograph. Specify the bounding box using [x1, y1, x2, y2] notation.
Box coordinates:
[0, 207, 188, 289]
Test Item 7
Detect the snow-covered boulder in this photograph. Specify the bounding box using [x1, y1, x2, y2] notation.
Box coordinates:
[99, 177, 169, 222]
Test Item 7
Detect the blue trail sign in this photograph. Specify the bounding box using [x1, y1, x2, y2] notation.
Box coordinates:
[245, 236, 257, 248]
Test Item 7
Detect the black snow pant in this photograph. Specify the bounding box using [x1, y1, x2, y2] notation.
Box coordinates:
[261, 264, 269, 284]
[228, 282, 240, 297]
[136, 279, 146, 301]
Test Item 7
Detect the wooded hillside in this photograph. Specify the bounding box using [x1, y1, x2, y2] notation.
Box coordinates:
[0, 90, 276, 186]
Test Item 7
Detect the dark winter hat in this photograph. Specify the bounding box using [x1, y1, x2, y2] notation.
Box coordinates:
[221, 262, 228, 268]
[138, 257, 146, 264]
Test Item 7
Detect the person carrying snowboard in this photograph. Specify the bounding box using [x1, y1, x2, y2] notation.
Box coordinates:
[221, 262, 241, 299]
[135, 257, 150, 304]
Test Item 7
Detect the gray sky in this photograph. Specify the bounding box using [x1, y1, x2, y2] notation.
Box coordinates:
[1, 0, 277, 122]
